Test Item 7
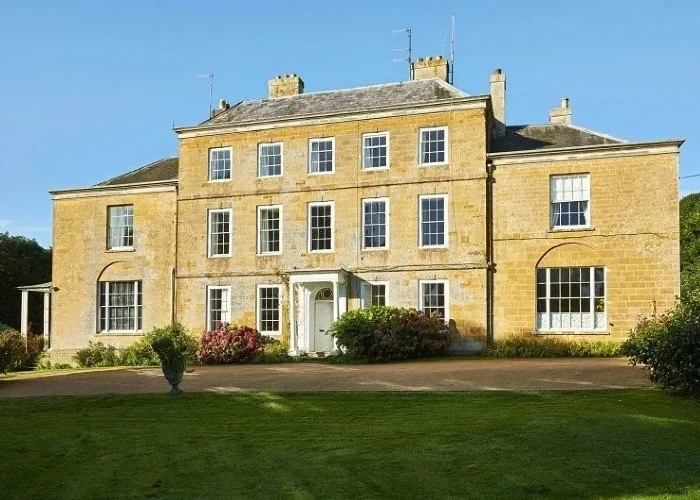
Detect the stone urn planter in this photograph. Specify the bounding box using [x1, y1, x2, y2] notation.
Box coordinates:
[161, 362, 184, 396]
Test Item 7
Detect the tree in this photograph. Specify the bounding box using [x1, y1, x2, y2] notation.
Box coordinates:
[680, 193, 700, 298]
[0, 233, 52, 330]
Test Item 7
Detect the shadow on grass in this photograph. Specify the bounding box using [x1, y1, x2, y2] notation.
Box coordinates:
[0, 390, 698, 499]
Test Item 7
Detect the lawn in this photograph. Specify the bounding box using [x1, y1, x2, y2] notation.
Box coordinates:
[1, 391, 699, 499]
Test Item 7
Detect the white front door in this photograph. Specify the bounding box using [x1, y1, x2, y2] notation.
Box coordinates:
[312, 300, 334, 352]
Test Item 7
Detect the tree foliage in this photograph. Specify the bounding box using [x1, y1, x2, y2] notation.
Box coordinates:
[0, 233, 52, 329]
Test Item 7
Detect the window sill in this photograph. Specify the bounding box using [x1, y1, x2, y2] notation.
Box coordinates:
[208, 254, 232, 259]
[257, 252, 282, 257]
[361, 167, 390, 172]
[106, 247, 135, 253]
[307, 250, 335, 254]
[534, 330, 609, 336]
[257, 174, 283, 179]
[307, 171, 335, 176]
[549, 227, 595, 234]
[361, 247, 389, 252]
[97, 331, 144, 336]
[418, 162, 449, 168]
[207, 179, 232, 184]
[418, 245, 449, 250]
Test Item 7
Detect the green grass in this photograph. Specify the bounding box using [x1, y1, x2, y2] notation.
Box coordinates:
[1, 391, 699, 499]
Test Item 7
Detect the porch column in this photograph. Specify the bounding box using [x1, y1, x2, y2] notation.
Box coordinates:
[288, 284, 297, 355]
[332, 281, 339, 320]
[20, 289, 29, 338]
[43, 291, 50, 348]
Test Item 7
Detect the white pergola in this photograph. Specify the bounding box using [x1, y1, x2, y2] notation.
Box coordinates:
[16, 282, 52, 346]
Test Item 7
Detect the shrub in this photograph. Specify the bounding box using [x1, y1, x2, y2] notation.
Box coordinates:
[329, 307, 450, 362]
[0, 329, 28, 373]
[73, 341, 119, 367]
[622, 298, 700, 399]
[147, 323, 198, 370]
[253, 337, 291, 364]
[482, 335, 622, 358]
[119, 339, 161, 367]
[24, 334, 44, 369]
[197, 324, 263, 364]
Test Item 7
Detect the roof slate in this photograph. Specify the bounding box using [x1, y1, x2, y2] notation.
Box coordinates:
[490, 124, 623, 153]
[95, 157, 178, 187]
[202, 79, 468, 126]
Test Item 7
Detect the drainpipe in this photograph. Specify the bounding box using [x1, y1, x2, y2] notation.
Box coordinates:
[486, 159, 495, 346]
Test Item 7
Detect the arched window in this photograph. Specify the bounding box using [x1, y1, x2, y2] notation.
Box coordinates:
[315, 287, 334, 301]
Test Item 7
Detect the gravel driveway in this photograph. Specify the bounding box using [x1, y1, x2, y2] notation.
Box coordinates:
[0, 358, 650, 398]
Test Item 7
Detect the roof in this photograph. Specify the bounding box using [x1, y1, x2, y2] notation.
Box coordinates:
[490, 124, 624, 153]
[95, 157, 179, 187]
[201, 79, 470, 127]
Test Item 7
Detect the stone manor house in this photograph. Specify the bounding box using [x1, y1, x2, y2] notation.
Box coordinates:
[45, 56, 682, 360]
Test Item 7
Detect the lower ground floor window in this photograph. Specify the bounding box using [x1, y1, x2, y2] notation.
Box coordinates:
[257, 285, 282, 335]
[419, 280, 449, 319]
[99, 281, 142, 333]
[536, 267, 606, 332]
[363, 281, 387, 307]
[207, 286, 231, 330]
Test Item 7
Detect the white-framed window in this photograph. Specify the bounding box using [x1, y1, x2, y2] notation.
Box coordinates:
[419, 280, 449, 320]
[257, 284, 282, 336]
[208, 208, 232, 257]
[419, 194, 448, 248]
[550, 174, 590, 229]
[98, 281, 142, 333]
[257, 205, 282, 255]
[418, 126, 448, 165]
[209, 147, 232, 181]
[362, 197, 389, 249]
[536, 267, 606, 332]
[309, 138, 335, 174]
[362, 132, 389, 170]
[107, 205, 134, 250]
[206, 285, 231, 331]
[308, 201, 334, 252]
[363, 281, 388, 308]
[258, 142, 283, 177]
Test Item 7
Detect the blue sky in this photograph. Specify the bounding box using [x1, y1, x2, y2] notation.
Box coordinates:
[1, 0, 698, 247]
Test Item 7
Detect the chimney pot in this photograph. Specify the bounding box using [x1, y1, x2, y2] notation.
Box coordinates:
[561, 97, 569, 109]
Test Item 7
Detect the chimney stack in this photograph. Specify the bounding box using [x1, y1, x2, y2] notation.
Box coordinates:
[490, 68, 506, 139]
[549, 97, 572, 125]
[268, 74, 304, 98]
[411, 56, 449, 82]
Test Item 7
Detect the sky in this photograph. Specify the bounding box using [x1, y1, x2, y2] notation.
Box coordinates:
[1, 0, 699, 248]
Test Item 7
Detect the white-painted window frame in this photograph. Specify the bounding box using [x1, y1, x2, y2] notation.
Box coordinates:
[206, 285, 231, 331]
[550, 173, 591, 230]
[535, 267, 607, 333]
[362, 132, 390, 170]
[257, 284, 283, 336]
[418, 126, 449, 166]
[418, 279, 450, 321]
[418, 194, 449, 248]
[361, 197, 390, 250]
[98, 280, 142, 334]
[362, 280, 389, 308]
[258, 142, 284, 178]
[308, 137, 335, 175]
[107, 204, 134, 250]
[207, 208, 233, 258]
[307, 201, 335, 253]
[208, 146, 233, 182]
[257, 205, 283, 255]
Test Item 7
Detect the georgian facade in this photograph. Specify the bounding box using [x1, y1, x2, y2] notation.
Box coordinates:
[48, 57, 682, 360]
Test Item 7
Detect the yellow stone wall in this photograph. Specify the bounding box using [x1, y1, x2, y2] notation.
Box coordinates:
[50, 188, 176, 359]
[492, 151, 680, 340]
[176, 109, 489, 342]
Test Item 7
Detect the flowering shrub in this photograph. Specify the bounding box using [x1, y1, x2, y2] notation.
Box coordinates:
[197, 324, 263, 364]
[73, 341, 119, 368]
[0, 329, 28, 373]
[330, 307, 450, 362]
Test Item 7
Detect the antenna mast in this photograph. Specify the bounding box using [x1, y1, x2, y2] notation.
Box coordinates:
[196, 73, 214, 117]
[449, 13, 455, 84]
[392, 28, 413, 80]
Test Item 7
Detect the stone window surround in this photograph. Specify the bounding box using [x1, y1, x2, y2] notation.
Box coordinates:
[258, 142, 284, 178]
[257, 284, 283, 336]
[418, 194, 449, 248]
[257, 204, 283, 255]
[362, 132, 390, 170]
[418, 126, 449, 166]
[206, 285, 231, 331]
[418, 279, 449, 320]
[208, 146, 233, 182]
[307, 201, 335, 253]
[207, 208, 233, 258]
[361, 197, 390, 250]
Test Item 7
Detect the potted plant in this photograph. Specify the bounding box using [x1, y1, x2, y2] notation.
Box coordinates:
[147, 324, 196, 396]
